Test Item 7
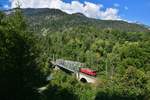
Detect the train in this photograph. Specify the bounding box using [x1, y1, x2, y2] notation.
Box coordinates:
[79, 68, 97, 76]
[53, 59, 97, 76]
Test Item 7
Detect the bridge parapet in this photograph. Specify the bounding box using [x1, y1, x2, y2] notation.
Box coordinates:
[55, 59, 84, 72]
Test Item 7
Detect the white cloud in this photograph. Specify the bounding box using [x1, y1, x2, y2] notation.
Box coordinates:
[124, 6, 128, 10]
[100, 8, 119, 20]
[10, 0, 121, 20]
[3, 5, 9, 9]
[113, 3, 120, 7]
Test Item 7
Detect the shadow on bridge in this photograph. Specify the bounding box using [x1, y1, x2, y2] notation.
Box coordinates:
[55, 66, 73, 75]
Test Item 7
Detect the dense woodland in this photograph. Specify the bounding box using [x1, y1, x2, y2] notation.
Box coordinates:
[0, 8, 150, 100]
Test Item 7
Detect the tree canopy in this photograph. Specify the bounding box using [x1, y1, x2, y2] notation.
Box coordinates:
[0, 8, 150, 100]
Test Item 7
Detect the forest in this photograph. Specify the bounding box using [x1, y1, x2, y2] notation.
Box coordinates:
[0, 8, 150, 100]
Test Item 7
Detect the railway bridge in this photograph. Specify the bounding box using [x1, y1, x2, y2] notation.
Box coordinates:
[51, 59, 97, 83]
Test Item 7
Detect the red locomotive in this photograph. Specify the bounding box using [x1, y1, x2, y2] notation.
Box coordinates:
[79, 68, 96, 76]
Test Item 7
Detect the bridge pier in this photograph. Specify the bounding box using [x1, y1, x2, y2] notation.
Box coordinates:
[76, 72, 96, 83]
[53, 65, 60, 70]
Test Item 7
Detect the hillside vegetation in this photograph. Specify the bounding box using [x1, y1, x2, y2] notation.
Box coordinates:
[20, 8, 150, 33]
[0, 8, 150, 100]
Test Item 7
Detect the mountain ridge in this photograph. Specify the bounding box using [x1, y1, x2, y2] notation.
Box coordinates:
[4, 8, 150, 33]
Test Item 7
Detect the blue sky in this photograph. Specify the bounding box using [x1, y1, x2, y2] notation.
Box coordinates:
[65, 0, 150, 25]
[0, 0, 150, 26]
[0, 0, 10, 9]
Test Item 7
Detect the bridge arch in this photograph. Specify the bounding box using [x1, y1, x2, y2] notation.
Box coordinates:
[80, 78, 87, 83]
[76, 72, 96, 83]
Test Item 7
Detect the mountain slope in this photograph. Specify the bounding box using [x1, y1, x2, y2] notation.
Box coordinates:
[18, 8, 150, 33]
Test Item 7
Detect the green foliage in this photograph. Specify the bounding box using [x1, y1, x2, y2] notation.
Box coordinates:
[0, 9, 49, 100]
[43, 70, 96, 100]
[31, 9, 149, 99]
[95, 66, 149, 100]
[1, 8, 150, 100]
[22, 8, 150, 33]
